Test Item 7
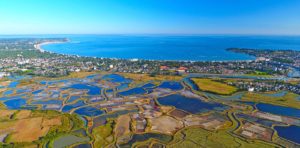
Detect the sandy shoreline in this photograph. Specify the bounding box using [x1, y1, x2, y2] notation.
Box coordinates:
[34, 41, 66, 52]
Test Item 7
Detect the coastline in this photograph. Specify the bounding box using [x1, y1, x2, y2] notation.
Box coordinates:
[34, 41, 67, 52]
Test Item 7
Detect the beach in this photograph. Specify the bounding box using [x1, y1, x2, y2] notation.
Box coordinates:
[34, 41, 67, 52]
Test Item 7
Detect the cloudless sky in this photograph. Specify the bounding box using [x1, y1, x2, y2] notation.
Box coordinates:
[0, 0, 300, 35]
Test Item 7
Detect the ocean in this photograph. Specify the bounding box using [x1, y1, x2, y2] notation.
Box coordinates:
[3, 35, 300, 61]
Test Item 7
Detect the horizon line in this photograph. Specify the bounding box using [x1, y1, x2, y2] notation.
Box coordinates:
[1, 33, 300, 37]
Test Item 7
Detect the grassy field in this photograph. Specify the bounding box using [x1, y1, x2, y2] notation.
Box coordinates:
[120, 73, 183, 85]
[168, 111, 278, 147]
[286, 78, 300, 85]
[245, 71, 272, 77]
[115, 114, 131, 138]
[242, 92, 300, 109]
[0, 110, 85, 147]
[0, 109, 16, 120]
[168, 127, 277, 148]
[93, 120, 114, 147]
[191, 78, 238, 95]
[0, 102, 6, 109]
[14, 110, 31, 119]
[0, 110, 63, 143]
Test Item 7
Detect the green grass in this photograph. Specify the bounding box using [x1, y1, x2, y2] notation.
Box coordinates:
[191, 78, 238, 95]
[36, 111, 84, 147]
[245, 71, 272, 77]
[0, 102, 6, 109]
[92, 120, 114, 147]
[120, 72, 183, 86]
[169, 127, 277, 148]
[169, 111, 277, 148]
[242, 92, 300, 109]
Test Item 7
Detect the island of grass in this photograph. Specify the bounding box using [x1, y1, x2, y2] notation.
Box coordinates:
[191, 78, 237, 95]
[0, 109, 86, 147]
[119, 72, 183, 86]
[245, 70, 272, 77]
[242, 91, 300, 109]
[168, 127, 278, 148]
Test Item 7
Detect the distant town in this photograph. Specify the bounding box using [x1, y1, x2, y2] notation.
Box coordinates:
[1, 38, 300, 94]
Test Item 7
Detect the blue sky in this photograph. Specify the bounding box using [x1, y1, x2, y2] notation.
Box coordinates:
[0, 0, 299, 35]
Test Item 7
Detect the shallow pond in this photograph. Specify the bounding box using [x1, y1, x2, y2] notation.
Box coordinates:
[119, 133, 172, 148]
[67, 96, 81, 104]
[118, 87, 147, 96]
[62, 100, 86, 112]
[21, 105, 38, 110]
[102, 74, 132, 83]
[40, 81, 47, 85]
[86, 74, 100, 79]
[204, 92, 245, 101]
[256, 103, 300, 118]
[2, 90, 13, 96]
[4, 98, 27, 109]
[141, 83, 156, 89]
[7, 75, 31, 81]
[66, 84, 101, 95]
[94, 109, 138, 122]
[158, 81, 183, 91]
[117, 83, 129, 91]
[53, 134, 89, 148]
[106, 89, 114, 93]
[74, 106, 104, 117]
[32, 100, 63, 105]
[262, 91, 288, 97]
[16, 89, 31, 94]
[43, 79, 69, 85]
[73, 129, 88, 137]
[73, 143, 92, 148]
[236, 113, 284, 127]
[0, 94, 27, 101]
[157, 94, 229, 114]
[183, 78, 199, 90]
[8, 81, 19, 88]
[32, 89, 43, 95]
[274, 125, 300, 144]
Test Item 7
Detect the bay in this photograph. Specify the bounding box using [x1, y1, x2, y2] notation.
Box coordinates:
[41, 35, 300, 61]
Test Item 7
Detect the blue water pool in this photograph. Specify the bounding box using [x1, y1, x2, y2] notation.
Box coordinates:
[262, 91, 287, 97]
[142, 83, 156, 88]
[32, 89, 43, 94]
[204, 92, 245, 101]
[3, 90, 13, 96]
[0, 94, 27, 101]
[66, 84, 101, 95]
[74, 107, 104, 117]
[62, 100, 85, 112]
[4, 99, 27, 109]
[118, 87, 147, 96]
[32, 100, 63, 105]
[158, 81, 183, 91]
[102, 74, 132, 83]
[8, 81, 19, 88]
[157, 94, 229, 114]
[67, 96, 81, 103]
[117, 83, 129, 91]
[256, 103, 300, 118]
[183, 78, 199, 90]
[274, 125, 300, 144]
